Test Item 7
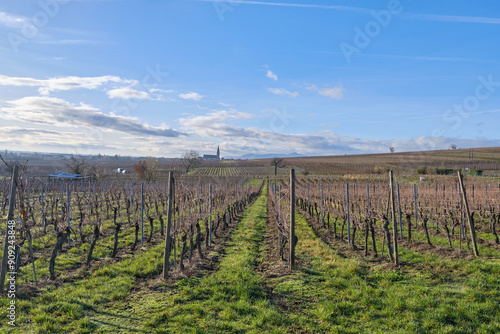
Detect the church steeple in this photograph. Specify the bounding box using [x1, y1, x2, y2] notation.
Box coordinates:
[217, 146, 220, 160]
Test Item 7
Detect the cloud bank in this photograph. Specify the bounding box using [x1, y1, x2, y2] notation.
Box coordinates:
[0, 74, 137, 95]
[0, 96, 184, 137]
[179, 92, 204, 101]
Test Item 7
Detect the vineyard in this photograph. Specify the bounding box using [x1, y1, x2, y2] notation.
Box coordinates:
[0, 164, 499, 333]
[190, 166, 293, 177]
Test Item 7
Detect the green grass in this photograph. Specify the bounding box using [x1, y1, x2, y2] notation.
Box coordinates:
[2, 182, 290, 333]
[0, 235, 166, 333]
[2, 181, 499, 333]
[129, 182, 295, 333]
[276, 211, 500, 333]
[245, 178, 264, 187]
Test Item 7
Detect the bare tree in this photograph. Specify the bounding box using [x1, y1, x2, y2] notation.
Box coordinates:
[88, 165, 106, 180]
[181, 151, 201, 174]
[65, 155, 88, 175]
[389, 147, 395, 153]
[134, 157, 159, 181]
[450, 144, 457, 150]
[270, 157, 286, 176]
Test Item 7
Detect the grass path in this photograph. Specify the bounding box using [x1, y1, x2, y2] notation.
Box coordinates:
[127, 182, 296, 333]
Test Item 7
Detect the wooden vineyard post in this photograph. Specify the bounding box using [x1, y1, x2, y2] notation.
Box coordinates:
[141, 184, 144, 247]
[414, 184, 418, 227]
[67, 183, 71, 246]
[347, 183, 351, 245]
[457, 171, 479, 257]
[485, 184, 488, 207]
[307, 184, 309, 206]
[367, 184, 370, 214]
[19, 181, 38, 286]
[0, 166, 19, 293]
[163, 171, 174, 279]
[397, 184, 403, 239]
[320, 184, 324, 227]
[88, 182, 92, 219]
[200, 183, 203, 213]
[290, 169, 296, 270]
[41, 182, 45, 230]
[389, 170, 399, 265]
[279, 185, 282, 232]
[458, 183, 464, 250]
[209, 184, 213, 247]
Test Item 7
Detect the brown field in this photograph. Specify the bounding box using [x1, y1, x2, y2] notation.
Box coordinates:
[273, 147, 500, 176]
[4, 146, 500, 180]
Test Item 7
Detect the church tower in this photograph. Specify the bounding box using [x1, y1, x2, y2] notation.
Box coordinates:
[217, 146, 220, 160]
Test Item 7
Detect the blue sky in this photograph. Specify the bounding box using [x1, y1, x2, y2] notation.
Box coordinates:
[1, 0, 500, 158]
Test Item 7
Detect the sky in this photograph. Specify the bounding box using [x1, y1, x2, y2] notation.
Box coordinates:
[1, 0, 500, 158]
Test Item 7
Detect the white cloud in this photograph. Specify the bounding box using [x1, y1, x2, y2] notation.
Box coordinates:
[306, 84, 344, 99]
[3, 106, 499, 157]
[180, 110, 363, 154]
[266, 69, 278, 81]
[0, 126, 108, 151]
[0, 74, 137, 95]
[179, 92, 204, 101]
[0, 11, 32, 30]
[318, 85, 344, 99]
[107, 87, 151, 100]
[149, 88, 174, 94]
[179, 110, 256, 138]
[180, 110, 253, 128]
[177, 110, 500, 156]
[267, 88, 299, 97]
[0, 96, 184, 137]
[147, 88, 176, 101]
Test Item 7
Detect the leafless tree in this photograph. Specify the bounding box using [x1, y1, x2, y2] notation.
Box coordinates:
[134, 157, 159, 181]
[181, 151, 201, 174]
[88, 165, 106, 180]
[65, 156, 88, 175]
[270, 157, 286, 176]
[389, 147, 395, 153]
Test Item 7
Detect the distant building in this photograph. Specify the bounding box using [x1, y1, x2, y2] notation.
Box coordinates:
[203, 146, 220, 161]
